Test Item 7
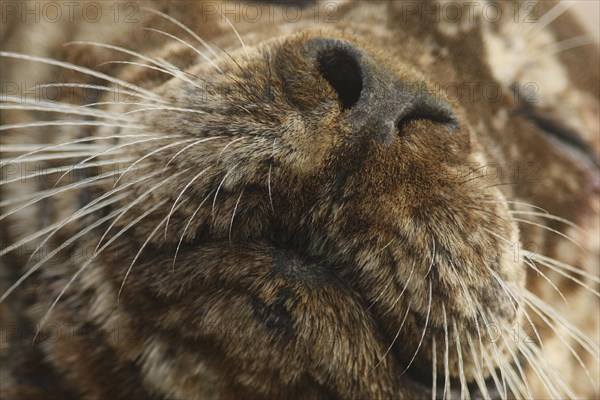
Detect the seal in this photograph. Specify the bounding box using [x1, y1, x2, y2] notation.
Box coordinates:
[1, 1, 598, 398]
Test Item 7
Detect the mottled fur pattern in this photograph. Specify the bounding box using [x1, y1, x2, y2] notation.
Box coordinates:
[0, 1, 598, 399]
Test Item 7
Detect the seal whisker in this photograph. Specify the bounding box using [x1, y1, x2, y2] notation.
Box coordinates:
[380, 259, 415, 316]
[0, 134, 159, 167]
[141, 7, 222, 60]
[0, 195, 130, 303]
[78, 101, 165, 109]
[431, 336, 437, 400]
[14, 168, 156, 266]
[117, 200, 187, 301]
[96, 60, 204, 89]
[452, 320, 469, 400]
[65, 40, 191, 80]
[526, 252, 600, 283]
[172, 188, 216, 271]
[91, 199, 168, 263]
[31, 83, 167, 104]
[0, 102, 129, 121]
[499, 284, 598, 396]
[465, 331, 492, 400]
[365, 241, 398, 312]
[483, 200, 549, 214]
[267, 138, 277, 213]
[511, 217, 584, 250]
[0, 120, 146, 132]
[212, 163, 240, 216]
[27, 200, 134, 343]
[493, 334, 525, 397]
[0, 51, 160, 100]
[509, 210, 584, 233]
[476, 312, 507, 394]
[0, 157, 131, 186]
[267, 163, 275, 213]
[0, 170, 120, 217]
[465, 206, 510, 225]
[120, 105, 207, 117]
[400, 281, 433, 376]
[112, 137, 198, 187]
[142, 27, 222, 74]
[164, 167, 211, 238]
[0, 151, 121, 165]
[484, 228, 569, 304]
[485, 227, 598, 295]
[370, 306, 410, 374]
[496, 316, 533, 397]
[217, 137, 246, 160]
[525, 255, 599, 297]
[514, 293, 597, 391]
[0, 192, 127, 281]
[514, 287, 599, 362]
[425, 235, 436, 277]
[23, 167, 158, 266]
[540, 34, 598, 58]
[476, 328, 504, 398]
[525, 1, 574, 41]
[489, 271, 544, 348]
[505, 324, 575, 398]
[228, 186, 246, 242]
[442, 304, 451, 400]
[1, 144, 107, 153]
[33, 200, 168, 342]
[218, 11, 249, 59]
[164, 136, 224, 172]
[95, 168, 189, 253]
[54, 135, 182, 188]
[522, 257, 569, 304]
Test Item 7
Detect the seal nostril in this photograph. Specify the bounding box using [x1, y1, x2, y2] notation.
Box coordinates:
[316, 48, 363, 111]
[307, 39, 460, 140]
[395, 105, 460, 136]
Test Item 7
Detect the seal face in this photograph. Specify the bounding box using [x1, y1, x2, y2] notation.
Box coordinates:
[1, 1, 598, 399]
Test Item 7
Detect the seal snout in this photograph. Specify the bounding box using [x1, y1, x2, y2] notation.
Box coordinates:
[306, 38, 460, 144]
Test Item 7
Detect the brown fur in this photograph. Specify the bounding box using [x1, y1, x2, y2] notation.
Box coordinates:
[1, 1, 598, 398]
